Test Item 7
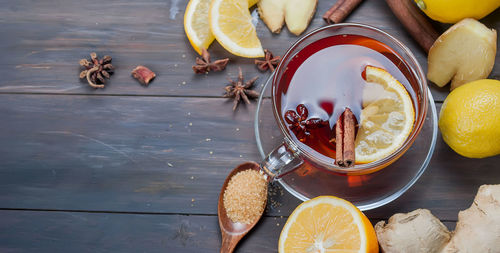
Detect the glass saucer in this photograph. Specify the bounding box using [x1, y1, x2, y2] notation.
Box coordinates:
[254, 73, 438, 211]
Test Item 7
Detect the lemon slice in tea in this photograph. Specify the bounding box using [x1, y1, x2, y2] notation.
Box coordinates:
[355, 66, 415, 163]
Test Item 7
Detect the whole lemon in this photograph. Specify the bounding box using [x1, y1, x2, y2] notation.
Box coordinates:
[415, 0, 500, 23]
[439, 79, 500, 158]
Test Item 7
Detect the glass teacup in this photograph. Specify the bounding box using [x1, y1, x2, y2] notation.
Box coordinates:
[260, 23, 428, 180]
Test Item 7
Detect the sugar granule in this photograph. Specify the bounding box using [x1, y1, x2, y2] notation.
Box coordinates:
[223, 169, 267, 224]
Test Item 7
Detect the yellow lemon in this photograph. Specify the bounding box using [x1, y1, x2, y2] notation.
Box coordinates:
[248, 0, 259, 7]
[439, 79, 500, 158]
[415, 0, 500, 23]
[184, 0, 215, 55]
[209, 0, 264, 58]
[184, 0, 260, 55]
[279, 196, 379, 253]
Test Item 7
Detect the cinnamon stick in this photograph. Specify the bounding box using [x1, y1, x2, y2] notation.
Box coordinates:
[335, 111, 344, 166]
[323, 0, 364, 24]
[385, 0, 439, 53]
[335, 108, 355, 167]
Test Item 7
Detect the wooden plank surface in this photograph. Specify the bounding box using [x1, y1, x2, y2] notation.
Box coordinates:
[0, 210, 281, 253]
[1, 0, 500, 252]
[0, 94, 262, 215]
[1, 94, 500, 221]
[0, 210, 456, 253]
[1, 0, 499, 101]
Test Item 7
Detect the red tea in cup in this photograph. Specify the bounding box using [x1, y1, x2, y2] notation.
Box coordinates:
[274, 34, 419, 166]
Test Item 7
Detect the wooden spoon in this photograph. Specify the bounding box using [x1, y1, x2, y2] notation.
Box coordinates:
[218, 162, 268, 253]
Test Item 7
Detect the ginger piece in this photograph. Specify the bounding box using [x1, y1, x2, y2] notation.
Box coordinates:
[375, 209, 451, 253]
[441, 185, 500, 252]
[258, 0, 317, 36]
[257, 0, 286, 33]
[285, 0, 317, 36]
[376, 185, 500, 253]
[427, 18, 497, 90]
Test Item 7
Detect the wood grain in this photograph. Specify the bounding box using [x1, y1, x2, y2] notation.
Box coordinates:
[0, 210, 458, 253]
[0, 94, 262, 215]
[1, 94, 499, 221]
[2, 0, 499, 100]
[0, 210, 283, 253]
[1, 0, 500, 252]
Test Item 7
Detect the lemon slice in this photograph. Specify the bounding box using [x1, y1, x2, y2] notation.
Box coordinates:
[247, 0, 259, 7]
[209, 0, 265, 58]
[279, 196, 379, 253]
[355, 66, 415, 163]
[184, 0, 260, 55]
[184, 0, 215, 55]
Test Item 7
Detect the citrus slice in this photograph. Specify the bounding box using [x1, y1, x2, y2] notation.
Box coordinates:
[248, 0, 259, 7]
[355, 66, 415, 163]
[209, 0, 265, 58]
[184, 0, 215, 55]
[279, 196, 378, 253]
[184, 0, 260, 55]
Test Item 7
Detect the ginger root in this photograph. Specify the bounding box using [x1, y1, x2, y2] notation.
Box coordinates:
[257, 0, 317, 36]
[375, 185, 500, 253]
[441, 185, 500, 252]
[257, 0, 286, 33]
[375, 209, 451, 253]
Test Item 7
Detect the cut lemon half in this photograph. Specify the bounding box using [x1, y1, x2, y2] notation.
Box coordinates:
[279, 196, 379, 253]
[209, 0, 264, 58]
[184, 0, 215, 55]
[355, 66, 415, 163]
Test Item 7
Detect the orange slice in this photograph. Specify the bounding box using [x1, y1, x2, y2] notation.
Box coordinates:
[279, 196, 379, 253]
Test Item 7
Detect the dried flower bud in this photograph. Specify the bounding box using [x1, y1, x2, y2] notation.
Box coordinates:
[192, 48, 229, 74]
[103, 64, 114, 71]
[101, 70, 110, 79]
[79, 70, 88, 79]
[79, 59, 92, 68]
[101, 55, 112, 64]
[96, 72, 105, 83]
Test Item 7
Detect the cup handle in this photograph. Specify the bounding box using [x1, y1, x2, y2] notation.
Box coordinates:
[260, 141, 303, 181]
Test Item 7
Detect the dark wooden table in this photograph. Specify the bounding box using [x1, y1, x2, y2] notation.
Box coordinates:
[0, 0, 499, 252]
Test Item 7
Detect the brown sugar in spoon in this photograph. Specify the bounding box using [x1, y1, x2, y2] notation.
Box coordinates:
[218, 162, 268, 253]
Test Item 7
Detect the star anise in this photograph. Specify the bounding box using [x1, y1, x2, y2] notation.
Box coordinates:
[223, 67, 260, 111]
[255, 49, 281, 72]
[79, 52, 114, 89]
[285, 104, 328, 142]
[192, 48, 229, 74]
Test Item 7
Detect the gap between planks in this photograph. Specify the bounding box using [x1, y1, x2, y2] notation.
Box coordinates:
[0, 208, 458, 222]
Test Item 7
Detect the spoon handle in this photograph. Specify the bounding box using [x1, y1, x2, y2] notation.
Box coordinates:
[220, 233, 241, 253]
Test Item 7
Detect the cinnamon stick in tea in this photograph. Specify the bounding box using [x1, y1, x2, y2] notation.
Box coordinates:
[335, 108, 355, 167]
[323, 0, 364, 24]
[335, 111, 344, 166]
